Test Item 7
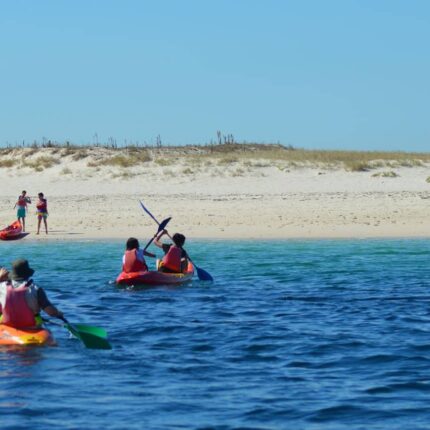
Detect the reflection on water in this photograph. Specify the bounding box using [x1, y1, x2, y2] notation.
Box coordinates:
[0, 346, 47, 374]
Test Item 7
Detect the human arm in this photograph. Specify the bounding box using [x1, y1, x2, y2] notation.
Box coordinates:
[0, 268, 8, 282]
[44, 305, 63, 319]
[135, 248, 156, 260]
[154, 230, 168, 249]
[37, 288, 63, 318]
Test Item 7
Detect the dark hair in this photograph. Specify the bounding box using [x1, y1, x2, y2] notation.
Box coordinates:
[38, 192, 44, 198]
[172, 233, 185, 247]
[22, 190, 26, 194]
[126, 237, 139, 250]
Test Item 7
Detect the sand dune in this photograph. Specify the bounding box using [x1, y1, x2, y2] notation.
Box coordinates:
[0, 146, 429, 240]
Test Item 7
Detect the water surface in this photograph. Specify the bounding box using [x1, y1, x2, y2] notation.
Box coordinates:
[1, 239, 430, 429]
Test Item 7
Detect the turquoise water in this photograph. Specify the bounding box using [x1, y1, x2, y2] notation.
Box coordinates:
[1, 239, 430, 430]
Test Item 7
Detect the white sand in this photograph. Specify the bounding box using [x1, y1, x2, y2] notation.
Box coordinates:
[0, 147, 429, 241]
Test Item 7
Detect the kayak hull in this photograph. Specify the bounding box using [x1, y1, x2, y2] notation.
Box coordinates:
[0, 220, 23, 240]
[116, 262, 194, 286]
[0, 324, 56, 346]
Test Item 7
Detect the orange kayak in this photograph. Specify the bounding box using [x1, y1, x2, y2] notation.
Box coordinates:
[116, 261, 194, 286]
[0, 324, 56, 346]
[0, 220, 23, 240]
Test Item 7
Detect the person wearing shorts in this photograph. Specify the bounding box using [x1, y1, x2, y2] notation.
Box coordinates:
[14, 190, 31, 232]
[36, 192, 48, 235]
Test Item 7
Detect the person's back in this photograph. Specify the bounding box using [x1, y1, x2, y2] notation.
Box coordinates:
[155, 232, 189, 273]
[122, 237, 150, 273]
[0, 260, 63, 328]
[0, 280, 38, 328]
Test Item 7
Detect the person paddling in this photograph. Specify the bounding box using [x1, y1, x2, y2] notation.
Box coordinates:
[154, 231, 189, 273]
[122, 237, 156, 273]
[14, 190, 31, 232]
[0, 259, 63, 328]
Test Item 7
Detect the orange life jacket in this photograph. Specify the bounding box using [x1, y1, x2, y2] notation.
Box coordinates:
[1, 282, 36, 328]
[123, 249, 147, 273]
[161, 246, 182, 273]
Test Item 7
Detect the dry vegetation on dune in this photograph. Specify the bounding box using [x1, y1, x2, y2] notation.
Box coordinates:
[0, 141, 429, 175]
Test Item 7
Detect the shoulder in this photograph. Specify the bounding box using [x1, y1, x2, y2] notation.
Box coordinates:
[27, 282, 40, 293]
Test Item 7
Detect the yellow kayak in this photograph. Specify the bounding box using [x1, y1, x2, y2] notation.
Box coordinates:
[0, 324, 56, 346]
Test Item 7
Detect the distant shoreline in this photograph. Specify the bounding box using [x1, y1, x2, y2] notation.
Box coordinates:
[0, 144, 429, 240]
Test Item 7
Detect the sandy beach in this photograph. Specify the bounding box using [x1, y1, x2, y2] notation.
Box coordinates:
[0, 145, 429, 241]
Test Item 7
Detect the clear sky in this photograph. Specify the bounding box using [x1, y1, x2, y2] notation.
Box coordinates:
[1, 0, 429, 150]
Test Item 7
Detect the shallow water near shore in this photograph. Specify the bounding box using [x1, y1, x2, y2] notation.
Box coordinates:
[1, 239, 430, 430]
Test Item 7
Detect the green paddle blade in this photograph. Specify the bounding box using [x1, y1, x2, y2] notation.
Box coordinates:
[73, 324, 108, 339]
[66, 323, 112, 350]
[76, 330, 112, 350]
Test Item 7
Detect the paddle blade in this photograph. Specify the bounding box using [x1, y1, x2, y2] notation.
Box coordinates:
[76, 331, 112, 350]
[196, 266, 213, 281]
[73, 324, 108, 339]
[140, 201, 160, 224]
[60, 317, 112, 349]
[157, 217, 171, 233]
[64, 320, 112, 350]
[143, 217, 172, 251]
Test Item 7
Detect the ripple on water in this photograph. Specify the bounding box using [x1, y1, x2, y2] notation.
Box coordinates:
[1, 239, 430, 429]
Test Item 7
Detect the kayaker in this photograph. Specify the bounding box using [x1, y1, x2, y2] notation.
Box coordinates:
[14, 190, 31, 232]
[36, 192, 48, 235]
[0, 259, 63, 328]
[154, 231, 189, 273]
[122, 237, 156, 273]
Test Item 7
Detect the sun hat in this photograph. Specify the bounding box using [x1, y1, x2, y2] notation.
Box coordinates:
[10, 259, 35, 281]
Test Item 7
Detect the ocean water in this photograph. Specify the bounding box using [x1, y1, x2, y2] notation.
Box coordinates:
[1, 239, 430, 430]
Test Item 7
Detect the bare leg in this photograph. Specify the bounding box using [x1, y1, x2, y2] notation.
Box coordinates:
[44, 218, 48, 234]
[37, 217, 41, 234]
[22, 217, 25, 232]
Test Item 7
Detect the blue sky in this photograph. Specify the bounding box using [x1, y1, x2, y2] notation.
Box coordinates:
[1, 0, 429, 150]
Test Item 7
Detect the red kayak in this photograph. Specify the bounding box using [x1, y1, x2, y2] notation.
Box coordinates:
[0, 220, 23, 240]
[116, 261, 195, 286]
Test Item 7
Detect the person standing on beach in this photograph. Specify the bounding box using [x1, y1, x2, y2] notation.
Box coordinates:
[14, 190, 31, 232]
[36, 192, 48, 235]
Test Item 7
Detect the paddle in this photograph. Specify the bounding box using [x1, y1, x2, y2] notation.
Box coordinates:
[139, 200, 213, 281]
[57, 316, 112, 350]
[143, 217, 172, 252]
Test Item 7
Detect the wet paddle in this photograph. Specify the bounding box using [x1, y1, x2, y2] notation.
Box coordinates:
[139, 201, 213, 281]
[143, 217, 172, 252]
[48, 317, 112, 350]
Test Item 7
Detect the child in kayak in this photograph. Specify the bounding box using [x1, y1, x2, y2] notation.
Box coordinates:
[0, 259, 63, 328]
[154, 231, 189, 273]
[36, 192, 48, 235]
[14, 190, 31, 232]
[122, 237, 156, 273]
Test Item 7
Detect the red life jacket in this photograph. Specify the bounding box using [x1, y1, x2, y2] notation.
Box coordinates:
[162, 246, 182, 273]
[123, 249, 147, 273]
[37, 199, 47, 212]
[17, 196, 27, 207]
[2, 282, 36, 328]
